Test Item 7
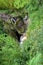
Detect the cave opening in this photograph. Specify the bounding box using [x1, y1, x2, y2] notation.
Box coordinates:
[15, 30, 22, 42]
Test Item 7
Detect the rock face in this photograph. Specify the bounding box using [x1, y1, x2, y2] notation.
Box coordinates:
[0, 13, 29, 42]
[20, 33, 27, 44]
[0, 13, 10, 21]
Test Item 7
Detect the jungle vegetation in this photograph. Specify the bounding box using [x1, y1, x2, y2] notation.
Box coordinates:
[0, 0, 43, 65]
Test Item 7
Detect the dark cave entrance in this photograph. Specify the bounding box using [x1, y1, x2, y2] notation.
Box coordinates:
[15, 30, 22, 42]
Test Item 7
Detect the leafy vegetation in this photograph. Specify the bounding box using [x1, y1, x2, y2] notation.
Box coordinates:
[0, 0, 28, 9]
[0, 0, 43, 65]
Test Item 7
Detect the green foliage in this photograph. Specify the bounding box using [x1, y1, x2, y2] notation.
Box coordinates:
[21, 0, 43, 65]
[0, 0, 28, 10]
[26, 0, 43, 14]
[14, 0, 28, 9]
[27, 53, 42, 65]
[0, 0, 13, 9]
[0, 0, 43, 65]
[21, 19, 43, 65]
[0, 34, 21, 65]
